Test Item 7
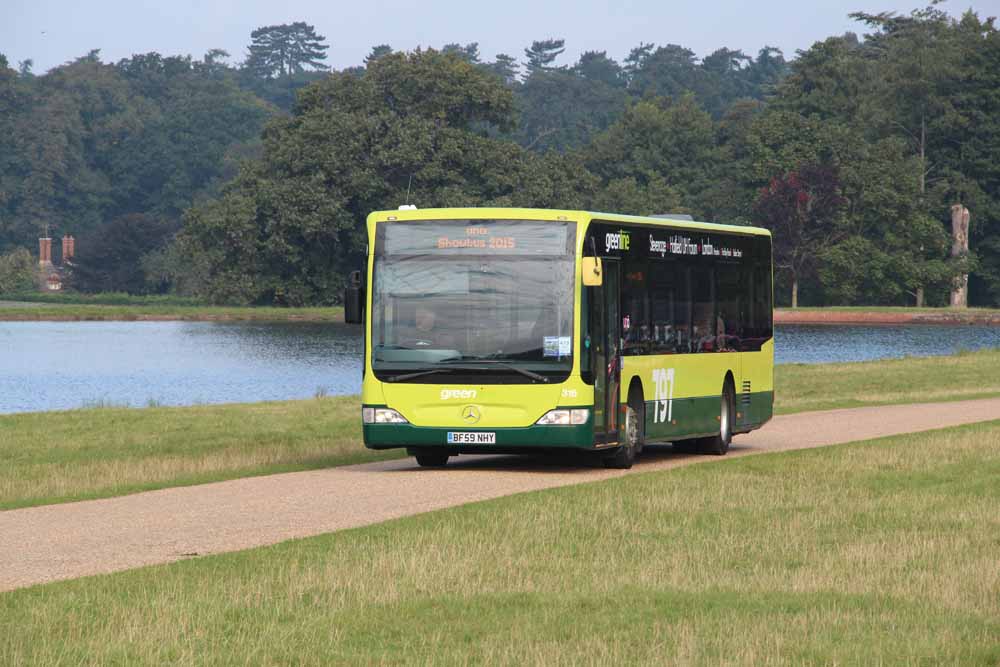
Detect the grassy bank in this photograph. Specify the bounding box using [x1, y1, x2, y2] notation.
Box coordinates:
[1, 292, 206, 306]
[2, 348, 999, 510]
[779, 305, 1000, 313]
[0, 397, 399, 510]
[775, 305, 1000, 325]
[0, 302, 344, 321]
[774, 347, 1000, 413]
[3, 421, 998, 664]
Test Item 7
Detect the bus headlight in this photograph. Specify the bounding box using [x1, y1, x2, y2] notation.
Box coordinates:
[363, 407, 409, 424]
[536, 409, 590, 425]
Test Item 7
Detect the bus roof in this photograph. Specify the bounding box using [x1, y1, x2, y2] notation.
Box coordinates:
[367, 207, 771, 237]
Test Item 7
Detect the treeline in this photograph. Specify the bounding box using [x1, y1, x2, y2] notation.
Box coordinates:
[1, 6, 998, 307]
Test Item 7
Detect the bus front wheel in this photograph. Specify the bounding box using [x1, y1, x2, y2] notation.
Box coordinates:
[411, 448, 450, 467]
[603, 391, 644, 469]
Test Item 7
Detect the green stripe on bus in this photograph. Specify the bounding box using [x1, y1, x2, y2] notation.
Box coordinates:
[642, 391, 773, 441]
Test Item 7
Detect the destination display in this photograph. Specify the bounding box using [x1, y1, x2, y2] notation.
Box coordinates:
[380, 220, 572, 256]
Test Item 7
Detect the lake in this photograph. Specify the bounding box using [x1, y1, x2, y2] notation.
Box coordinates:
[1, 321, 997, 414]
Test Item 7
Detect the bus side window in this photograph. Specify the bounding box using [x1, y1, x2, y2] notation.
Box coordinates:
[716, 261, 742, 352]
[621, 260, 649, 356]
[692, 267, 714, 353]
[650, 259, 680, 354]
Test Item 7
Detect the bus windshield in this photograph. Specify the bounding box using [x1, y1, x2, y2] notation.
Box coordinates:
[371, 220, 576, 382]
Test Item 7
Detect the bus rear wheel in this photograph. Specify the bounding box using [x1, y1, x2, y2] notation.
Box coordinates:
[411, 448, 450, 467]
[699, 382, 734, 456]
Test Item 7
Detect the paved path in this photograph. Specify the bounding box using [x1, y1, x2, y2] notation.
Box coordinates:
[2, 398, 999, 593]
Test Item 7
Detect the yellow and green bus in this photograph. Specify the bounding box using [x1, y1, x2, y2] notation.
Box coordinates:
[345, 207, 773, 469]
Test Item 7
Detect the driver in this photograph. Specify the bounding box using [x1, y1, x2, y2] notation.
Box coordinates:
[400, 305, 456, 348]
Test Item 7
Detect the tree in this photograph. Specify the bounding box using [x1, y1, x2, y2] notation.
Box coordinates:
[851, 6, 963, 190]
[746, 46, 788, 91]
[627, 44, 702, 99]
[109, 54, 272, 220]
[523, 39, 566, 75]
[484, 53, 519, 85]
[585, 95, 716, 214]
[516, 68, 627, 152]
[442, 43, 480, 64]
[930, 11, 1000, 305]
[69, 214, 177, 293]
[743, 108, 953, 305]
[698, 98, 765, 225]
[179, 49, 591, 305]
[852, 6, 967, 304]
[245, 22, 329, 79]
[0, 49, 272, 270]
[364, 44, 393, 66]
[699, 47, 752, 117]
[622, 43, 654, 84]
[0, 247, 36, 294]
[574, 51, 624, 88]
[196, 49, 231, 77]
[773, 34, 865, 121]
[752, 164, 846, 307]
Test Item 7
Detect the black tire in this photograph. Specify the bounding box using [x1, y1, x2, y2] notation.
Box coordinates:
[699, 381, 734, 456]
[603, 390, 644, 469]
[413, 449, 449, 467]
[672, 440, 699, 454]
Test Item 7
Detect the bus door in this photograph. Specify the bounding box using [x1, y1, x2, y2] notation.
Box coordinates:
[595, 258, 621, 443]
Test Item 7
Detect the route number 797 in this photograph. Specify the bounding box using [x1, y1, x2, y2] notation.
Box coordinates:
[651, 367, 675, 423]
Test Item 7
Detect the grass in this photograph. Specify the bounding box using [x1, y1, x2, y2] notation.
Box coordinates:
[2, 291, 207, 306]
[2, 420, 999, 665]
[0, 303, 344, 321]
[1, 348, 999, 511]
[0, 397, 401, 511]
[775, 306, 1000, 315]
[0, 293, 344, 321]
[778, 305, 1000, 313]
[774, 347, 1000, 414]
[775, 304, 1000, 324]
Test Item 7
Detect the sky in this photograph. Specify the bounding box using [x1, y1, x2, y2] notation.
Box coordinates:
[3, 0, 998, 74]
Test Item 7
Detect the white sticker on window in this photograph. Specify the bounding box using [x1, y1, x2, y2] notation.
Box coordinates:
[543, 336, 560, 357]
[558, 336, 572, 355]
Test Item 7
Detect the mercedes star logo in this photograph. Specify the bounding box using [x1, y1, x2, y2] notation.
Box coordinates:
[462, 405, 481, 424]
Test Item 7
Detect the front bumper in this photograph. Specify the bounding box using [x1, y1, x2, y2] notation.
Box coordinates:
[363, 410, 595, 450]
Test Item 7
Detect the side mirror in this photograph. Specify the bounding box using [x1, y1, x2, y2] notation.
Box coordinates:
[581, 257, 603, 286]
[344, 270, 365, 324]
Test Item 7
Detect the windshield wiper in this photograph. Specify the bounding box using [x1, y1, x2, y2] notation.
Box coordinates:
[385, 359, 550, 384]
[441, 358, 550, 383]
[385, 368, 452, 383]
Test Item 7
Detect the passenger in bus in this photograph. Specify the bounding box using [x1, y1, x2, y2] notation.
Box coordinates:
[693, 306, 715, 352]
[622, 318, 649, 355]
[716, 312, 728, 351]
[716, 310, 739, 351]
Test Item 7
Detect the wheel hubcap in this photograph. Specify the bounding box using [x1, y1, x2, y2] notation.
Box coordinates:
[720, 395, 730, 441]
[626, 407, 640, 447]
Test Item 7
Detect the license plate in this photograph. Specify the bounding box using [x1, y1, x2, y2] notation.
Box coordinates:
[447, 432, 496, 444]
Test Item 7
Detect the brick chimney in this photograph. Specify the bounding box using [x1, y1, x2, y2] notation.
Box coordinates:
[61, 235, 75, 263]
[39, 237, 52, 266]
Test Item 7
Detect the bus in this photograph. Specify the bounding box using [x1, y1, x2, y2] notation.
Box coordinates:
[345, 207, 773, 469]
